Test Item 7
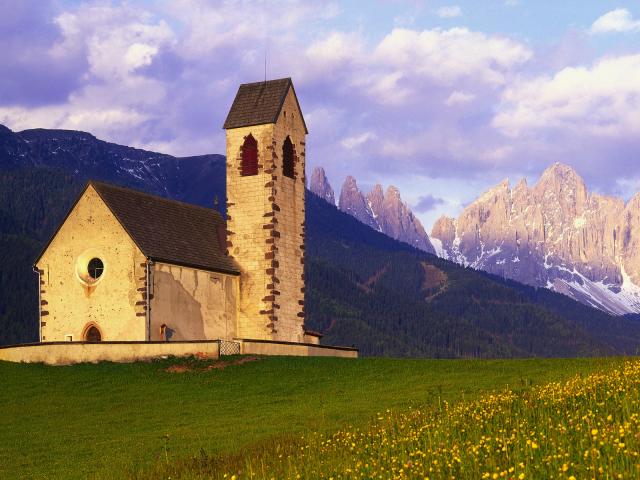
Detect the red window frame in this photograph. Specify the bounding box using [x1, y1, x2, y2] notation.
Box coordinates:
[241, 134, 258, 176]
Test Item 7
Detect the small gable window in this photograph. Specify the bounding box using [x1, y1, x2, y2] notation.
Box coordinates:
[88, 258, 104, 280]
[241, 134, 258, 176]
[282, 136, 294, 179]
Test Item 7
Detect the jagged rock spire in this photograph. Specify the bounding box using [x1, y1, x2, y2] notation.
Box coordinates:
[309, 167, 335, 205]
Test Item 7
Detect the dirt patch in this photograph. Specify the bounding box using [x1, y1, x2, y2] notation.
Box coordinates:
[204, 356, 260, 371]
[165, 364, 192, 373]
[358, 265, 389, 293]
[194, 351, 216, 360]
[421, 262, 447, 289]
[164, 355, 261, 374]
[421, 262, 448, 301]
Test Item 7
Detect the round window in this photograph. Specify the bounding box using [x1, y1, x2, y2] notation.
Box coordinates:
[75, 249, 106, 286]
[88, 258, 104, 280]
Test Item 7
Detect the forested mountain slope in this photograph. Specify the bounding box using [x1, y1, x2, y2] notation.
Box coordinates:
[1, 125, 639, 356]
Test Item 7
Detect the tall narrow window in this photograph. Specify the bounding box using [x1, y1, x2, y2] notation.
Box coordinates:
[241, 134, 258, 176]
[282, 136, 294, 179]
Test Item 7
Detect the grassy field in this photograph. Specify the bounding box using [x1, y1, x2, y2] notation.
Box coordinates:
[204, 359, 640, 480]
[0, 355, 628, 479]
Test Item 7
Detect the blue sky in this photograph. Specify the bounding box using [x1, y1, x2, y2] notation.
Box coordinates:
[2, 0, 640, 230]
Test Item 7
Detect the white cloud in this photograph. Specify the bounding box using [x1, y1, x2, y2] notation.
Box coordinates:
[0, 104, 148, 134]
[341, 131, 376, 150]
[0, 0, 549, 191]
[493, 54, 640, 138]
[445, 90, 475, 106]
[363, 71, 412, 105]
[305, 31, 364, 69]
[124, 43, 159, 71]
[374, 28, 532, 87]
[53, 5, 175, 80]
[163, 0, 328, 59]
[480, 145, 514, 163]
[303, 26, 531, 108]
[590, 8, 640, 34]
[0, 4, 173, 143]
[436, 6, 462, 18]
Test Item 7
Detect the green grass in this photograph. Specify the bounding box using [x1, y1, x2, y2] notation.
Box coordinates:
[0, 355, 627, 479]
[204, 359, 640, 480]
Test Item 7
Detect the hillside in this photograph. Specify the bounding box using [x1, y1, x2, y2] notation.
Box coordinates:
[305, 194, 640, 356]
[0, 124, 225, 207]
[0, 356, 623, 479]
[2, 125, 640, 356]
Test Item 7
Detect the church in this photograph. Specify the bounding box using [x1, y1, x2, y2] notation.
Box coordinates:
[31, 78, 326, 349]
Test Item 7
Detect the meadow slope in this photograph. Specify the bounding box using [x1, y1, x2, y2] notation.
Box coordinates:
[0, 356, 627, 479]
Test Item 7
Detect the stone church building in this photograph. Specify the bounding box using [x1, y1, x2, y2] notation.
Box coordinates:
[33, 78, 321, 347]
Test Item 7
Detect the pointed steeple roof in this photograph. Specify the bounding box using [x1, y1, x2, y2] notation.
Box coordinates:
[223, 77, 308, 133]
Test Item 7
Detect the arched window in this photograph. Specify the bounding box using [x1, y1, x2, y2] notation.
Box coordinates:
[84, 324, 102, 342]
[282, 136, 294, 179]
[241, 134, 258, 176]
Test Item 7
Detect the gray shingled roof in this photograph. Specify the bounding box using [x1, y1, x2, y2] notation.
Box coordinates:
[91, 182, 240, 275]
[223, 77, 308, 133]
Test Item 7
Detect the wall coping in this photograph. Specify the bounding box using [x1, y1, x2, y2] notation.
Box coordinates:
[0, 339, 358, 352]
[0, 340, 221, 350]
[235, 338, 359, 352]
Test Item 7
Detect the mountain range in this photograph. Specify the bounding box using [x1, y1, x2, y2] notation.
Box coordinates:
[311, 163, 640, 316]
[431, 163, 640, 315]
[0, 124, 225, 208]
[310, 168, 435, 254]
[2, 124, 640, 357]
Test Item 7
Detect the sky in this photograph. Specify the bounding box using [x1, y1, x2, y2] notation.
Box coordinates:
[2, 0, 640, 230]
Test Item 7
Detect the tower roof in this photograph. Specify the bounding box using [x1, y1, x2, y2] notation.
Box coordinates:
[223, 77, 308, 133]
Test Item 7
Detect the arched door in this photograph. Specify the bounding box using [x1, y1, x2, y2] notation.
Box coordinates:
[85, 325, 102, 342]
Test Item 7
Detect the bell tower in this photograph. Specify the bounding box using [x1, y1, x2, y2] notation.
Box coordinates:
[223, 78, 307, 342]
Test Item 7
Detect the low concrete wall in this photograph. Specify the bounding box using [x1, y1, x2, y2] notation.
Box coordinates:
[237, 338, 358, 358]
[0, 341, 220, 365]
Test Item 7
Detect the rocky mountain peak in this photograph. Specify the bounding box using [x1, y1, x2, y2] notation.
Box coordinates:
[309, 167, 335, 205]
[536, 162, 586, 193]
[339, 176, 378, 230]
[431, 216, 457, 246]
[367, 184, 385, 219]
[514, 177, 528, 192]
[385, 185, 401, 199]
[540, 162, 577, 180]
[430, 162, 640, 315]
[337, 173, 435, 253]
[478, 178, 511, 203]
[626, 191, 640, 209]
[368, 184, 385, 203]
[534, 162, 587, 215]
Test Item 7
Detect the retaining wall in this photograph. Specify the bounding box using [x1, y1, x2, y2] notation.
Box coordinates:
[237, 338, 358, 358]
[0, 338, 358, 365]
[0, 341, 220, 365]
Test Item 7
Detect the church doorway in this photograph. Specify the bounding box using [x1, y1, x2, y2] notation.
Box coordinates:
[84, 324, 102, 342]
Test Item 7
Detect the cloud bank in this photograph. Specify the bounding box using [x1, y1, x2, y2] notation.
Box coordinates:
[1, 1, 640, 228]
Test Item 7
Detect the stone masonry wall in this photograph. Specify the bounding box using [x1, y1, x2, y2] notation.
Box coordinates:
[225, 88, 306, 342]
[149, 262, 239, 341]
[226, 124, 275, 339]
[36, 186, 147, 341]
[271, 89, 306, 342]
